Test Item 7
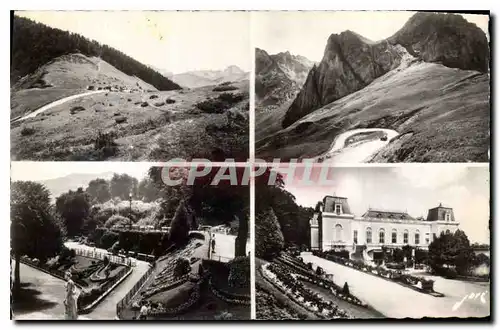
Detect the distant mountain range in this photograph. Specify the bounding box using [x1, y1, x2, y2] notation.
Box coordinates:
[169, 65, 249, 89]
[37, 172, 115, 199]
[255, 49, 315, 108]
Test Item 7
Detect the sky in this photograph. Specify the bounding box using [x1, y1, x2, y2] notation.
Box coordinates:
[281, 165, 490, 244]
[253, 11, 490, 62]
[16, 11, 251, 74]
[10, 162, 152, 181]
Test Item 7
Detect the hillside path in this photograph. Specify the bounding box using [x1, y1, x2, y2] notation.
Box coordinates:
[16, 90, 106, 122]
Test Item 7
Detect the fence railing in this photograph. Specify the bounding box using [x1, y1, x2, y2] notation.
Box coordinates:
[74, 248, 135, 267]
[116, 265, 156, 319]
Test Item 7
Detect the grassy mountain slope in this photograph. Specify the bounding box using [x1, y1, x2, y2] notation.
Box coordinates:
[11, 15, 180, 91]
[257, 59, 489, 162]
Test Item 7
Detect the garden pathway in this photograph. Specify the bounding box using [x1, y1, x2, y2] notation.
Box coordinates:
[301, 253, 490, 319]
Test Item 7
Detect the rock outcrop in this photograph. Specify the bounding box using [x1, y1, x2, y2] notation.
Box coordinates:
[282, 12, 490, 128]
[388, 12, 489, 73]
[255, 48, 315, 108]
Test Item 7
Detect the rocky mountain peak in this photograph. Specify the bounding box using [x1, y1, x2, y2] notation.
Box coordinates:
[282, 12, 489, 128]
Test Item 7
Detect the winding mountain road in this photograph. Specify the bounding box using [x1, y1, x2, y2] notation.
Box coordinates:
[319, 128, 399, 163]
[15, 90, 106, 122]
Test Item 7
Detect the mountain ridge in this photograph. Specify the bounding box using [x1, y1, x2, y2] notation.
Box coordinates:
[282, 12, 489, 128]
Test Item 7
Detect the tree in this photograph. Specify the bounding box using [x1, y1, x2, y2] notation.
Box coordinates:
[428, 230, 475, 275]
[169, 201, 191, 245]
[137, 177, 160, 202]
[99, 230, 119, 249]
[255, 208, 284, 260]
[110, 174, 138, 200]
[86, 178, 111, 204]
[55, 187, 90, 237]
[11, 181, 64, 296]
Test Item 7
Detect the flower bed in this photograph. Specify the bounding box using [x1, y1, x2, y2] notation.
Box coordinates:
[209, 278, 251, 306]
[147, 283, 201, 317]
[261, 263, 351, 319]
[312, 251, 437, 295]
[275, 255, 366, 307]
[141, 275, 189, 299]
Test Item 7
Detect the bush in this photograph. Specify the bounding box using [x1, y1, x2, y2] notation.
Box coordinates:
[103, 256, 110, 266]
[99, 230, 119, 249]
[212, 85, 238, 92]
[70, 106, 86, 115]
[140, 102, 149, 107]
[104, 214, 131, 228]
[386, 262, 406, 270]
[149, 95, 159, 99]
[315, 266, 324, 276]
[342, 282, 350, 295]
[228, 256, 250, 288]
[195, 92, 245, 114]
[94, 132, 118, 158]
[165, 98, 176, 104]
[174, 258, 191, 278]
[20, 126, 36, 136]
[114, 116, 127, 124]
[154, 101, 165, 107]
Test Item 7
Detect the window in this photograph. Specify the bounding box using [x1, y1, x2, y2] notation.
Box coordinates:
[403, 230, 409, 244]
[353, 230, 358, 244]
[415, 230, 420, 245]
[366, 227, 372, 244]
[335, 224, 343, 242]
[446, 213, 451, 221]
[392, 229, 397, 244]
[335, 204, 341, 215]
[379, 228, 385, 244]
[426, 237, 430, 244]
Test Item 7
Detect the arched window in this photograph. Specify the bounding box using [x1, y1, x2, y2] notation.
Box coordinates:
[415, 230, 420, 245]
[392, 229, 397, 244]
[379, 228, 385, 244]
[366, 227, 372, 244]
[335, 224, 343, 242]
[403, 229, 409, 244]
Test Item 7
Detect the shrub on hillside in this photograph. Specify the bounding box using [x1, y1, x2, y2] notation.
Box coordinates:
[93, 132, 118, 158]
[20, 126, 36, 136]
[195, 92, 245, 114]
[149, 95, 159, 99]
[165, 98, 176, 104]
[212, 85, 238, 92]
[70, 106, 86, 115]
[114, 116, 127, 124]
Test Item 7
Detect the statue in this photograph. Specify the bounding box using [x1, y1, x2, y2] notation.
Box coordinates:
[64, 271, 79, 320]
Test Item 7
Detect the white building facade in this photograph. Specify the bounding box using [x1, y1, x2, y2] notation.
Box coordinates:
[310, 196, 460, 261]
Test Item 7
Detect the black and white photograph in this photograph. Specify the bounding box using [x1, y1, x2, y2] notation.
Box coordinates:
[254, 11, 490, 163]
[255, 165, 490, 319]
[10, 163, 250, 320]
[10, 11, 250, 161]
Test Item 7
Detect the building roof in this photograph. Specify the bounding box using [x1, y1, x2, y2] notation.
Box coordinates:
[426, 205, 456, 222]
[323, 196, 352, 214]
[361, 208, 415, 220]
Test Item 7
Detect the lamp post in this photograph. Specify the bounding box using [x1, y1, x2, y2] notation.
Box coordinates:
[128, 192, 133, 230]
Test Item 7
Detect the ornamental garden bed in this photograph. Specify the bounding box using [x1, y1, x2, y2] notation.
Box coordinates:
[260, 263, 352, 319]
[312, 251, 443, 297]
